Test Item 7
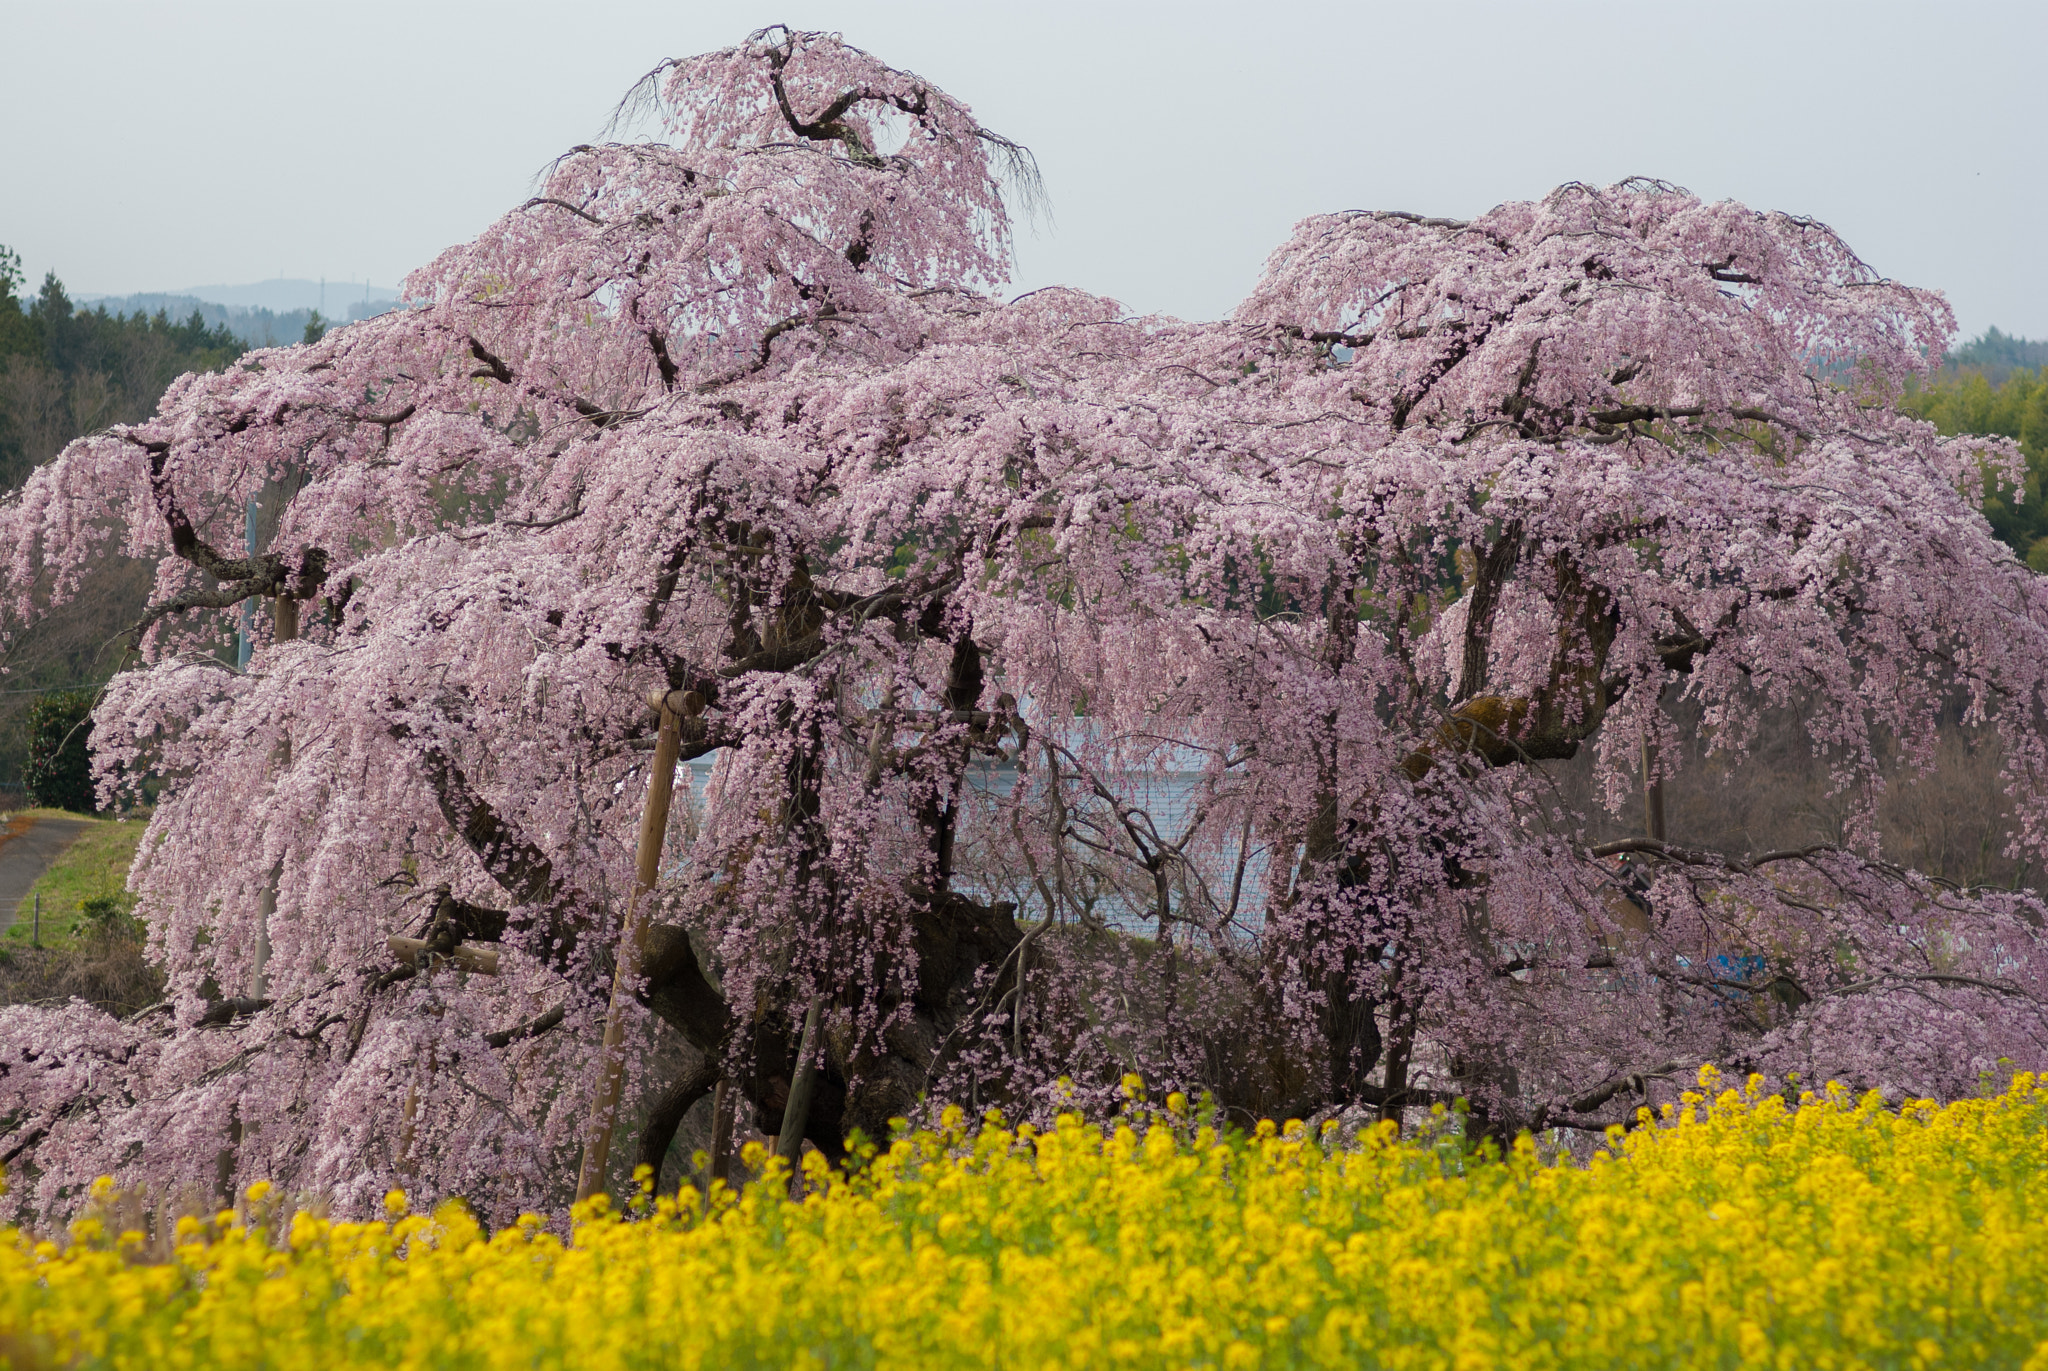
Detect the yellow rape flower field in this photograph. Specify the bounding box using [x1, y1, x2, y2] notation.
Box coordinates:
[6, 1069, 2048, 1370]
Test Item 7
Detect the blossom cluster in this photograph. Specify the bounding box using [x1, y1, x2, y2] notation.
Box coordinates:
[5, 1069, 2047, 1369]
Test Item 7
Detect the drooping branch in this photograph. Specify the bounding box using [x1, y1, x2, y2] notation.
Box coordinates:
[388, 700, 741, 1074]
[760, 28, 926, 165]
[123, 435, 331, 640]
[194, 997, 273, 1027]
[386, 700, 589, 970]
[1588, 837, 1838, 872]
[467, 337, 514, 385]
[520, 196, 609, 227]
[1587, 402, 1807, 439]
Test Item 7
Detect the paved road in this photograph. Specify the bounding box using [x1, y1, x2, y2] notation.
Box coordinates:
[0, 815, 93, 937]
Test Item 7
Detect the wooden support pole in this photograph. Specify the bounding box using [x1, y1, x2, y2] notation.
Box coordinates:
[224, 589, 302, 1199]
[775, 994, 824, 1191]
[707, 1079, 735, 1190]
[396, 1083, 420, 1175]
[575, 690, 686, 1204]
[1641, 728, 1666, 843]
[253, 593, 297, 999]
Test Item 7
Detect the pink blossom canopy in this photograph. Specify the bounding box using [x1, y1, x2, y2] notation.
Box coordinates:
[3, 29, 2043, 1224]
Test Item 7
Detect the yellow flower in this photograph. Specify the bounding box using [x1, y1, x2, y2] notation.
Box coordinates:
[4, 1069, 2047, 1369]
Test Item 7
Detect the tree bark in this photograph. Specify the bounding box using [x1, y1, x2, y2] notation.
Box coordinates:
[633, 1061, 721, 1193]
[251, 592, 298, 999]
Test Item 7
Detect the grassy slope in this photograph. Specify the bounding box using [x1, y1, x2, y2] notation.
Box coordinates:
[4, 809, 147, 948]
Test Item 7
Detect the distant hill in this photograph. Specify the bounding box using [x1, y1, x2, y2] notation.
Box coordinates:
[165, 277, 400, 315]
[75, 282, 401, 350]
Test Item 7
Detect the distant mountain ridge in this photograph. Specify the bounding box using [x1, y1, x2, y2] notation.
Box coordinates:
[74, 279, 402, 350]
[160, 278, 400, 315]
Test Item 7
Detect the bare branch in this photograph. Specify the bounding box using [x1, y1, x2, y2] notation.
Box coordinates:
[520, 196, 608, 227]
[485, 1005, 566, 1049]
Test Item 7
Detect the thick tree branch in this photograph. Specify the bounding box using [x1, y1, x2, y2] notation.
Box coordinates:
[124, 435, 331, 640]
[486, 1005, 566, 1049]
[386, 699, 588, 969]
[1531, 1061, 1692, 1131]
[634, 1061, 721, 1184]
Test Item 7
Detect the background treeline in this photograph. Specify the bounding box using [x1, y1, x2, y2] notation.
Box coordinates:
[1946, 328, 2048, 383]
[0, 249, 249, 490]
[0, 247, 265, 797]
[82, 291, 388, 355]
[1903, 344, 2048, 570]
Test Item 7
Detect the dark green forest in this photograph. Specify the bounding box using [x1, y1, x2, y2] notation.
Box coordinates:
[1904, 357, 2048, 570]
[0, 248, 248, 489]
[0, 247, 256, 795]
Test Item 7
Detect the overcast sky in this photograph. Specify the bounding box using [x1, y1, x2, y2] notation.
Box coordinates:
[4, 0, 2043, 339]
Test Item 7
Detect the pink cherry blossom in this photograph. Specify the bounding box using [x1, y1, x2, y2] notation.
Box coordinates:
[3, 31, 2043, 1224]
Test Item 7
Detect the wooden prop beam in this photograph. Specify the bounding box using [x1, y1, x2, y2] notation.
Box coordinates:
[576, 690, 687, 1203]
